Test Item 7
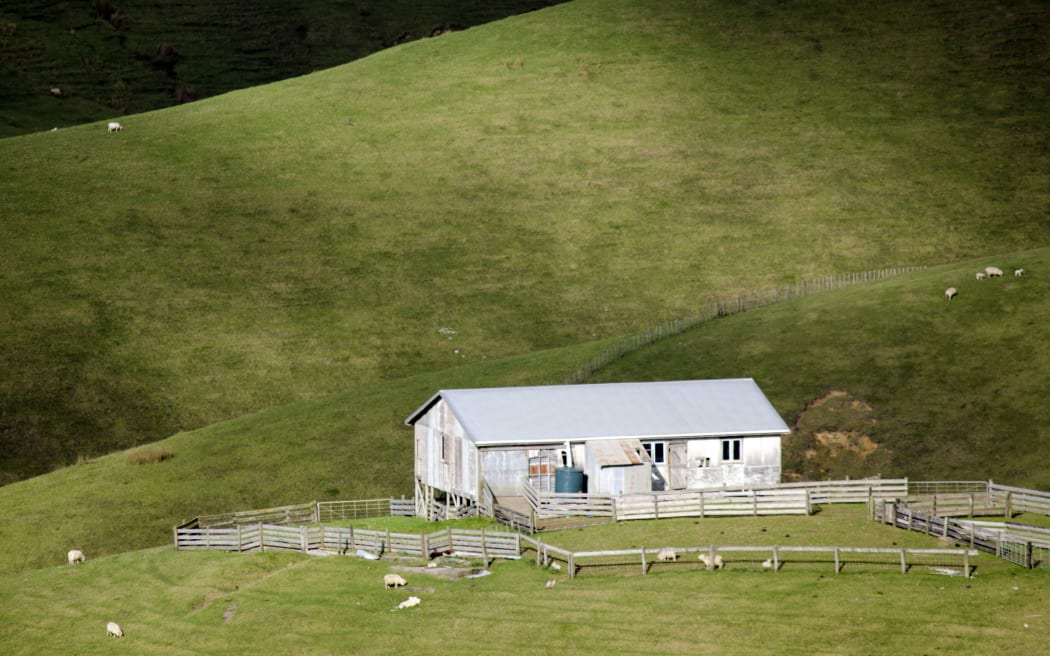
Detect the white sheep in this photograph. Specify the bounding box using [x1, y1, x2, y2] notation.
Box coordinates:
[762, 558, 774, 570]
[383, 573, 407, 589]
[397, 596, 421, 609]
[548, 561, 561, 572]
[106, 621, 124, 638]
[545, 578, 556, 589]
[976, 272, 985, 280]
[1015, 268, 1025, 277]
[985, 266, 1003, 278]
[67, 549, 85, 565]
[107, 122, 122, 133]
[698, 553, 723, 569]
[657, 547, 678, 562]
[945, 287, 957, 301]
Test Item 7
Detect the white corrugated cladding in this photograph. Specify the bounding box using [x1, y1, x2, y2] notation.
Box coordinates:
[404, 378, 789, 446]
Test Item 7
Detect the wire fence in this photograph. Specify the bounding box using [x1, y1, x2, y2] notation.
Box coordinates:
[564, 266, 925, 384]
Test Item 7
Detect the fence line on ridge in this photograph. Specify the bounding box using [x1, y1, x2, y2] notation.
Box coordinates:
[563, 266, 925, 384]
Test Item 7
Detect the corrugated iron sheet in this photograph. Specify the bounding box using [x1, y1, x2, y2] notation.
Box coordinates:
[405, 379, 789, 446]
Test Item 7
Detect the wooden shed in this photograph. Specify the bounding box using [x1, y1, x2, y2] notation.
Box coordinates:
[405, 379, 790, 517]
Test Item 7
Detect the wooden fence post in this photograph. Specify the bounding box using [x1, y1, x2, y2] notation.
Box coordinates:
[699, 491, 705, 519]
[421, 532, 428, 559]
[772, 546, 779, 573]
[569, 552, 576, 579]
[899, 549, 907, 574]
[301, 526, 308, 554]
[481, 528, 488, 563]
[173, 526, 180, 551]
[834, 547, 840, 574]
[641, 545, 647, 575]
[1005, 492, 1013, 518]
[259, 523, 265, 552]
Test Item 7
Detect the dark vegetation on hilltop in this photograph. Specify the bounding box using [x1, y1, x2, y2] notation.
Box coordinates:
[0, 0, 562, 136]
[0, 0, 1048, 490]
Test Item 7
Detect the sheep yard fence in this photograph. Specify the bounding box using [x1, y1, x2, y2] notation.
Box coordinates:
[515, 537, 977, 578]
[564, 266, 925, 384]
[181, 497, 416, 530]
[875, 501, 1050, 569]
[175, 523, 522, 561]
[173, 522, 977, 579]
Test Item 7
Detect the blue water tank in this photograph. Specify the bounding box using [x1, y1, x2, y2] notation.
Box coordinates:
[554, 467, 585, 493]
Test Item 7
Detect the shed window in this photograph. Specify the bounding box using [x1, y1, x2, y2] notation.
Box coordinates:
[721, 439, 742, 463]
[643, 441, 666, 465]
[441, 433, 451, 462]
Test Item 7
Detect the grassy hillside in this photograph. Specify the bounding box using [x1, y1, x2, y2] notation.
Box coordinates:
[2, 510, 1049, 655]
[1, 0, 1047, 484]
[592, 249, 1050, 488]
[2, 255, 1049, 575]
[0, 340, 610, 574]
[0, 0, 561, 137]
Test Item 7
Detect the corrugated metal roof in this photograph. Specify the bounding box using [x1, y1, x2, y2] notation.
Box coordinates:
[405, 379, 790, 446]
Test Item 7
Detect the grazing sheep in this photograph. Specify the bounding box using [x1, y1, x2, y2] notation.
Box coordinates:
[657, 547, 678, 562]
[548, 561, 561, 572]
[976, 272, 985, 280]
[106, 621, 124, 638]
[545, 578, 556, 589]
[698, 553, 723, 569]
[985, 266, 1003, 278]
[762, 558, 774, 570]
[50, 88, 63, 97]
[1015, 268, 1025, 277]
[945, 287, 957, 301]
[384, 573, 407, 589]
[107, 122, 122, 133]
[397, 596, 421, 610]
[67, 549, 85, 565]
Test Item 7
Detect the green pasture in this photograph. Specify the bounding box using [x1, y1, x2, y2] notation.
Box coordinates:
[2, 508, 1049, 655]
[2, 254, 1050, 575]
[2, 0, 1048, 482]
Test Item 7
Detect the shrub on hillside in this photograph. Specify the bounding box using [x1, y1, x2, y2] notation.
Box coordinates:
[126, 446, 173, 465]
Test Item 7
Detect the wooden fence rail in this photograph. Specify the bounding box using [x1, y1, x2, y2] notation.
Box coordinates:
[174, 523, 522, 559]
[875, 501, 1048, 569]
[518, 535, 975, 578]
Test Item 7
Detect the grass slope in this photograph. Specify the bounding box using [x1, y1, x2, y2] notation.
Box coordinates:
[2, 255, 1049, 575]
[0, 0, 561, 137]
[591, 249, 1050, 488]
[0, 340, 610, 574]
[1, 0, 1048, 484]
[1, 510, 1049, 655]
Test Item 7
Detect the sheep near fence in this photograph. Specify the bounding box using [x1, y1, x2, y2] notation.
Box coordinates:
[518, 537, 976, 579]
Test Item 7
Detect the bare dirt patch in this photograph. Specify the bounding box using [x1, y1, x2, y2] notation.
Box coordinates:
[783, 389, 890, 481]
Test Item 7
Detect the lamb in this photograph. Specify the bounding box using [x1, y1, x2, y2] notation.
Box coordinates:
[67, 549, 85, 565]
[976, 272, 985, 280]
[945, 287, 957, 301]
[397, 596, 421, 609]
[106, 621, 124, 638]
[384, 573, 407, 589]
[107, 122, 122, 133]
[1015, 268, 1025, 277]
[698, 553, 723, 569]
[657, 547, 678, 562]
[985, 266, 1003, 278]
